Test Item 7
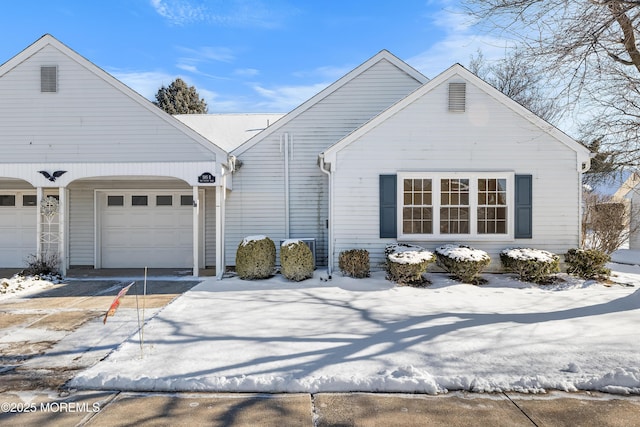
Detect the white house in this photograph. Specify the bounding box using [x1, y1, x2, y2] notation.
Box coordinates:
[320, 64, 592, 271]
[0, 35, 592, 276]
[614, 172, 640, 250]
[0, 35, 230, 276]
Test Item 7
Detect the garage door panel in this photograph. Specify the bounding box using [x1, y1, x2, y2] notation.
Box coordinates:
[0, 195, 37, 268]
[101, 191, 194, 268]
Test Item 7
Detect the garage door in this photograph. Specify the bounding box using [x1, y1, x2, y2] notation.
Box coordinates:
[0, 192, 37, 268]
[100, 191, 194, 268]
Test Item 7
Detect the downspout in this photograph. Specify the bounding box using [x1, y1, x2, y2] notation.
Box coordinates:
[319, 153, 333, 275]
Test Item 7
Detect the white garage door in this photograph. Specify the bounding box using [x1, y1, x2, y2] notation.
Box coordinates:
[100, 191, 194, 268]
[0, 192, 37, 268]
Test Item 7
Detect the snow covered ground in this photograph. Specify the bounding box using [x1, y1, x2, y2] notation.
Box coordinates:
[69, 250, 640, 395]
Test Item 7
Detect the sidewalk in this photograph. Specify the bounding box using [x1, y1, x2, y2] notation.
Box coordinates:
[1, 390, 640, 426]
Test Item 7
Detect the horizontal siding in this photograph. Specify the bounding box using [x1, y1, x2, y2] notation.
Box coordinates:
[204, 188, 216, 267]
[226, 59, 424, 266]
[0, 45, 217, 163]
[331, 76, 582, 272]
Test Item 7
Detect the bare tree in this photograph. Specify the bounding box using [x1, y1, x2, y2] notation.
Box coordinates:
[582, 187, 639, 253]
[469, 48, 559, 123]
[464, 0, 640, 172]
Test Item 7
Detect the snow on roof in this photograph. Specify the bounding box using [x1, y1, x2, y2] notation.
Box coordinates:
[174, 113, 285, 153]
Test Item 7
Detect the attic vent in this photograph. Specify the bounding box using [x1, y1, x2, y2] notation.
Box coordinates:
[41, 66, 57, 93]
[448, 82, 466, 112]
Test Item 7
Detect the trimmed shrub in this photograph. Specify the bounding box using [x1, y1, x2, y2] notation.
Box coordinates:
[500, 248, 560, 284]
[338, 249, 370, 278]
[236, 235, 276, 280]
[435, 244, 490, 284]
[280, 240, 314, 281]
[385, 244, 436, 286]
[565, 248, 611, 280]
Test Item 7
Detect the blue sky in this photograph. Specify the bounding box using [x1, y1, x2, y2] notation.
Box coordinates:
[0, 0, 511, 113]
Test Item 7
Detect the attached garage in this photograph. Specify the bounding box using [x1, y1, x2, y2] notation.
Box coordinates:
[0, 191, 37, 268]
[97, 190, 201, 268]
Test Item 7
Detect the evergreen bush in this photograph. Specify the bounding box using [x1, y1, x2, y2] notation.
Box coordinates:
[565, 248, 611, 280]
[385, 244, 435, 286]
[235, 235, 276, 280]
[338, 249, 370, 278]
[280, 240, 314, 281]
[435, 244, 491, 284]
[500, 248, 560, 284]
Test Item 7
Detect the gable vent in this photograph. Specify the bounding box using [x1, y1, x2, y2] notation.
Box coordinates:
[41, 66, 58, 93]
[448, 82, 466, 112]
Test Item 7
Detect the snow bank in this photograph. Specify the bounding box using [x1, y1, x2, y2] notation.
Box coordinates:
[70, 266, 640, 395]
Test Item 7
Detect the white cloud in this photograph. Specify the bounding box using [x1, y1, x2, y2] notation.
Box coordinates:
[177, 45, 235, 63]
[149, 0, 291, 28]
[234, 68, 260, 77]
[408, 6, 514, 78]
[252, 82, 329, 111]
[109, 69, 177, 100]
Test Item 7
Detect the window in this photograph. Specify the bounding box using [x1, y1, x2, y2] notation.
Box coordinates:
[477, 178, 507, 234]
[402, 178, 432, 234]
[107, 195, 124, 206]
[398, 172, 513, 239]
[132, 195, 148, 206]
[156, 195, 173, 206]
[23, 195, 37, 206]
[0, 195, 16, 206]
[180, 195, 194, 206]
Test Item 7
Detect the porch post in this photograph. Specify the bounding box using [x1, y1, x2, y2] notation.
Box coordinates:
[36, 187, 43, 259]
[215, 176, 226, 280]
[58, 187, 67, 276]
[193, 186, 200, 277]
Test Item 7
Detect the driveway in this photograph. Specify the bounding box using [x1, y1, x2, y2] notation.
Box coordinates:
[0, 278, 200, 391]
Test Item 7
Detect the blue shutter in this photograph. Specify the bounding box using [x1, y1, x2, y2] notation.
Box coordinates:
[514, 174, 532, 238]
[379, 175, 397, 238]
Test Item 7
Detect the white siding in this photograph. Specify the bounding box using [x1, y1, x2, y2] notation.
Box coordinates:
[0, 45, 216, 163]
[331, 76, 583, 270]
[226, 59, 424, 265]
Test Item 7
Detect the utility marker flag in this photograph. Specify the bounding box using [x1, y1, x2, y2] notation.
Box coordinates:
[103, 282, 135, 324]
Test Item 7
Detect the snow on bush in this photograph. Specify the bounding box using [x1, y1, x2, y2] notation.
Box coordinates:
[435, 244, 490, 284]
[385, 244, 435, 286]
[236, 235, 276, 280]
[338, 249, 370, 278]
[500, 248, 560, 284]
[565, 248, 611, 280]
[280, 240, 314, 282]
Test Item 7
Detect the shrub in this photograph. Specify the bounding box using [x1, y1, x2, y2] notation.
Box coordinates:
[338, 249, 370, 278]
[280, 240, 314, 281]
[565, 248, 611, 280]
[236, 235, 276, 280]
[385, 244, 435, 286]
[500, 248, 560, 284]
[22, 252, 61, 278]
[435, 244, 490, 284]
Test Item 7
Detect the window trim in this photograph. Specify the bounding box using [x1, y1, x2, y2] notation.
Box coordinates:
[397, 171, 515, 241]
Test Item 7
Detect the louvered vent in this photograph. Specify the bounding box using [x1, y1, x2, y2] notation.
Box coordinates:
[448, 82, 466, 112]
[41, 66, 57, 93]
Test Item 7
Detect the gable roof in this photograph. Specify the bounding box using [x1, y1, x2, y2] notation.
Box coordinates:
[0, 34, 229, 161]
[322, 63, 592, 168]
[232, 49, 429, 156]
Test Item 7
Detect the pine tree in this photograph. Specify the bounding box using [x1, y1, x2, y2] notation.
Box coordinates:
[153, 78, 208, 114]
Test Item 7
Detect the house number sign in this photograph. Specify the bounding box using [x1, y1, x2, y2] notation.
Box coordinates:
[198, 172, 216, 184]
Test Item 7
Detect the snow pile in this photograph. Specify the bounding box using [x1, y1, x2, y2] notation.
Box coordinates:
[435, 244, 490, 262]
[501, 248, 559, 263]
[70, 264, 640, 395]
[0, 274, 59, 299]
[281, 239, 303, 248]
[386, 244, 434, 265]
[240, 235, 269, 246]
